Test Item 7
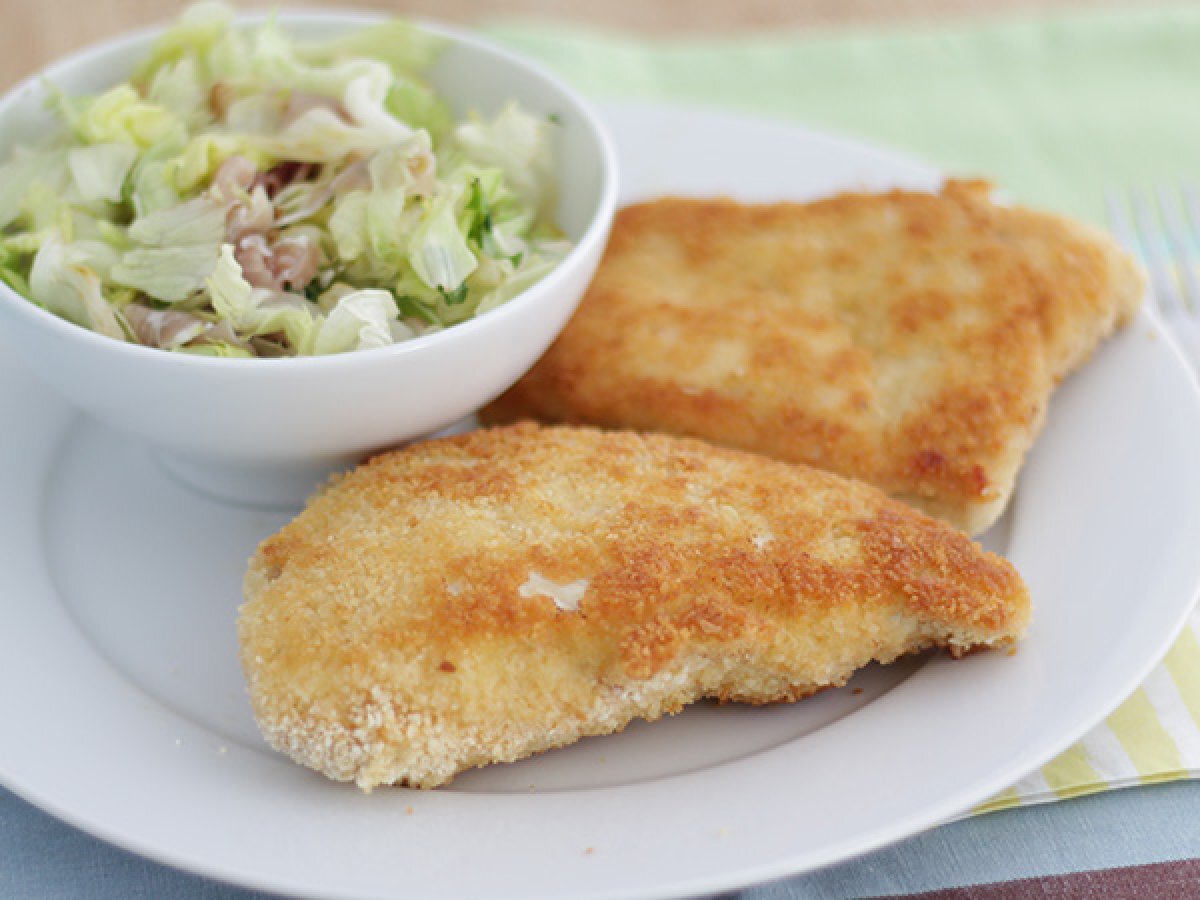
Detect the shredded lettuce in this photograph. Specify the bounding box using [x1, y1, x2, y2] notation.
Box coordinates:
[204, 242, 259, 326]
[295, 20, 446, 74]
[408, 183, 477, 293]
[385, 77, 451, 138]
[134, 1, 236, 81]
[72, 86, 182, 148]
[111, 197, 225, 300]
[0, 149, 69, 228]
[22, 181, 75, 238]
[128, 195, 226, 247]
[127, 136, 186, 215]
[328, 187, 423, 278]
[312, 289, 400, 354]
[169, 134, 265, 193]
[252, 108, 393, 163]
[176, 341, 254, 357]
[146, 57, 208, 127]
[474, 248, 567, 315]
[455, 103, 556, 216]
[67, 143, 138, 203]
[30, 236, 126, 339]
[206, 243, 317, 350]
[0, 4, 569, 356]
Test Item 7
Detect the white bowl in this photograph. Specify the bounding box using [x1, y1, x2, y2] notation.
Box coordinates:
[0, 12, 617, 507]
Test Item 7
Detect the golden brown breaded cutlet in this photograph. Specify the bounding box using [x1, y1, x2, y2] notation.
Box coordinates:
[482, 181, 1145, 535]
[239, 423, 1030, 789]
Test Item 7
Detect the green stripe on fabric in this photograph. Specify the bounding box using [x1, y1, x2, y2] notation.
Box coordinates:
[1163, 627, 1200, 733]
[1107, 688, 1184, 779]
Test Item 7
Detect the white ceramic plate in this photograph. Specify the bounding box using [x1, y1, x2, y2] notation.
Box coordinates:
[3, 103, 1200, 900]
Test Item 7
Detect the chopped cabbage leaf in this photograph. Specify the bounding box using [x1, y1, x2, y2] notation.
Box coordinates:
[408, 183, 476, 293]
[30, 235, 125, 339]
[134, 1, 235, 81]
[206, 243, 317, 351]
[67, 143, 138, 203]
[73, 85, 182, 148]
[111, 197, 225, 301]
[454, 102, 556, 216]
[312, 288, 399, 354]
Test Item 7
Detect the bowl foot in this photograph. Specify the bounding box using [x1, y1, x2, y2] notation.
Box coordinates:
[155, 451, 351, 510]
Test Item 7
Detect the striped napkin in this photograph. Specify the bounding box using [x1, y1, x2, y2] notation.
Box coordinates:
[482, 8, 1200, 811]
[980, 614, 1200, 812]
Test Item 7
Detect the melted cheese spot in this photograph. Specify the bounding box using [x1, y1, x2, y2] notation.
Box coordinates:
[519, 572, 589, 611]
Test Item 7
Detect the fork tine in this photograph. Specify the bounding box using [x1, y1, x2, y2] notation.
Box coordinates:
[1181, 184, 1200, 311]
[1105, 189, 1140, 257]
[1182, 183, 1200, 239]
[1131, 188, 1186, 315]
[1106, 189, 1166, 316]
[1155, 185, 1200, 313]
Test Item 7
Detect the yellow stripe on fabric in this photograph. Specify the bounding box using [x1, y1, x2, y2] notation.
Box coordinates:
[1134, 770, 1193, 785]
[1106, 688, 1184, 779]
[973, 785, 1022, 815]
[1038, 742, 1103, 797]
[977, 768, 1194, 816]
[1162, 628, 1200, 732]
[1035, 781, 1120, 802]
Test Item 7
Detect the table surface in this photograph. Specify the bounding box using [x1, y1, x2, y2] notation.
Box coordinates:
[4, 1, 1200, 898]
[0, 0, 1163, 91]
[6, 778, 1200, 898]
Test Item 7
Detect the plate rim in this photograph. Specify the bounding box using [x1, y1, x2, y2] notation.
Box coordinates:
[3, 100, 1200, 900]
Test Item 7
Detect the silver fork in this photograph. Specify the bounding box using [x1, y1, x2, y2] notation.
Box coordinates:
[1106, 186, 1200, 368]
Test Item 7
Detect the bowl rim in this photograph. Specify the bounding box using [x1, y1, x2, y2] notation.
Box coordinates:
[0, 9, 618, 371]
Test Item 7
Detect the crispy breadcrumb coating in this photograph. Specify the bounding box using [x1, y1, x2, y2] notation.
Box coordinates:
[483, 181, 1144, 534]
[239, 424, 1030, 789]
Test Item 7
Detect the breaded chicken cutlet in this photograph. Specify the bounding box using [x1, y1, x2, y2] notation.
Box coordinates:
[239, 423, 1030, 789]
[482, 181, 1145, 535]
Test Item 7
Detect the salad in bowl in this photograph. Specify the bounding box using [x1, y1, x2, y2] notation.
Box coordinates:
[0, 4, 615, 505]
[0, 2, 569, 358]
